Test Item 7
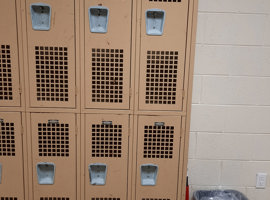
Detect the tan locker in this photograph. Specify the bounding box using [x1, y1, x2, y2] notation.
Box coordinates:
[85, 114, 129, 199]
[0, 0, 21, 107]
[136, 115, 181, 200]
[0, 112, 24, 199]
[26, 0, 76, 108]
[138, 0, 189, 111]
[84, 0, 132, 110]
[30, 113, 76, 200]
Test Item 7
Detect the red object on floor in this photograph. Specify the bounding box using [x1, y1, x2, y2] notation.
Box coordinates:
[186, 176, 189, 200]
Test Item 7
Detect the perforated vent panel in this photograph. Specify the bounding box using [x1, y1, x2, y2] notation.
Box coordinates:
[143, 125, 174, 159]
[40, 198, 70, 200]
[142, 199, 170, 200]
[35, 46, 69, 102]
[0, 121, 15, 156]
[91, 198, 120, 200]
[0, 198, 17, 200]
[145, 51, 178, 105]
[0, 45, 13, 100]
[91, 48, 124, 103]
[149, 0, 180, 2]
[38, 123, 69, 157]
[91, 124, 122, 157]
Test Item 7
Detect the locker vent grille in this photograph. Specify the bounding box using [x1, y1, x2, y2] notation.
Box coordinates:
[40, 198, 70, 200]
[145, 51, 178, 105]
[35, 46, 69, 102]
[143, 125, 174, 158]
[0, 198, 18, 200]
[91, 198, 120, 200]
[149, 0, 181, 2]
[38, 123, 69, 157]
[91, 48, 124, 103]
[0, 121, 15, 156]
[0, 45, 13, 100]
[91, 124, 122, 157]
[142, 199, 170, 200]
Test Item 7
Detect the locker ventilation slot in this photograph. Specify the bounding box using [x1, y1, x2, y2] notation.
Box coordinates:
[0, 45, 13, 100]
[0, 122, 15, 156]
[38, 123, 69, 157]
[149, 0, 181, 2]
[142, 199, 170, 200]
[91, 124, 122, 157]
[143, 125, 174, 158]
[92, 198, 120, 200]
[35, 46, 69, 102]
[145, 51, 178, 105]
[0, 198, 18, 200]
[91, 48, 124, 103]
[40, 198, 69, 200]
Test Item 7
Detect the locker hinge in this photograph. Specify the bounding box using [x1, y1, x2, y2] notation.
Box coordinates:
[21, 126, 24, 135]
[129, 88, 132, 97]
[75, 124, 78, 136]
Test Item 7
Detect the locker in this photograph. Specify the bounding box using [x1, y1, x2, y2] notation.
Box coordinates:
[84, 0, 132, 110]
[30, 113, 76, 200]
[138, 0, 189, 111]
[0, 112, 24, 199]
[26, 0, 76, 108]
[0, 0, 21, 107]
[85, 114, 129, 199]
[136, 115, 182, 200]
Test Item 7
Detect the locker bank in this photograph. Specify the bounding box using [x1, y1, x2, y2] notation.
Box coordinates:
[0, 0, 198, 199]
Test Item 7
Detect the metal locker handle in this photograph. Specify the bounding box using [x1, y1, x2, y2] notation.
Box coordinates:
[0, 163, 2, 184]
[89, 6, 109, 33]
[140, 164, 158, 186]
[30, 3, 51, 31]
[88, 163, 107, 185]
[145, 9, 165, 36]
[36, 162, 55, 185]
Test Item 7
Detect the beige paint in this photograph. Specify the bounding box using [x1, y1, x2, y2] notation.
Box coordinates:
[0, 112, 24, 199]
[0, 0, 21, 107]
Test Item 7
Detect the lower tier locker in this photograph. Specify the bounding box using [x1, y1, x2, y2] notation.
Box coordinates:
[84, 114, 129, 200]
[0, 112, 24, 199]
[135, 115, 182, 200]
[29, 113, 77, 200]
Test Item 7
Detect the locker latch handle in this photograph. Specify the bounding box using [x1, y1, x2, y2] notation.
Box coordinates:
[145, 9, 165, 36]
[0, 163, 2, 184]
[140, 164, 158, 186]
[30, 3, 52, 31]
[88, 6, 109, 33]
[88, 163, 107, 185]
[0, 119, 3, 123]
[36, 162, 55, 185]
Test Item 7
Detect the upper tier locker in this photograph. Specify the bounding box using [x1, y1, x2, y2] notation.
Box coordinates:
[138, 0, 189, 111]
[0, 0, 21, 107]
[84, 0, 132, 110]
[0, 112, 24, 200]
[26, 0, 76, 108]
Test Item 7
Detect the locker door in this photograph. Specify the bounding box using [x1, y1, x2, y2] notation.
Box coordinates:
[85, 114, 129, 199]
[136, 116, 181, 200]
[26, 0, 76, 108]
[0, 0, 21, 107]
[138, 0, 189, 111]
[0, 112, 24, 200]
[84, 0, 132, 110]
[30, 113, 76, 200]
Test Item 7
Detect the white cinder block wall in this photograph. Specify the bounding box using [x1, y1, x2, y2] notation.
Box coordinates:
[188, 0, 270, 199]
